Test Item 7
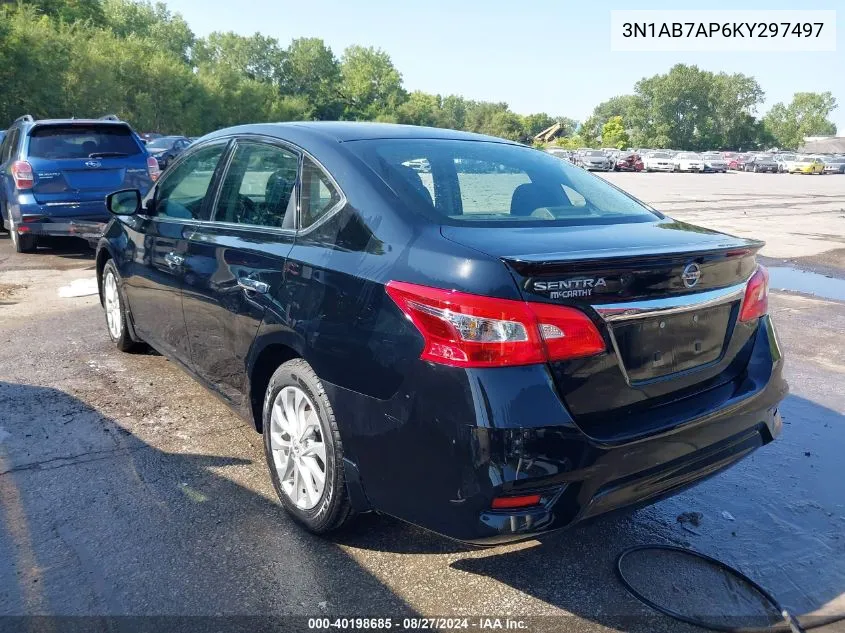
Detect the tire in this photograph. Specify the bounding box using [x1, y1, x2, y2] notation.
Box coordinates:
[263, 359, 353, 535]
[9, 219, 37, 253]
[101, 259, 141, 352]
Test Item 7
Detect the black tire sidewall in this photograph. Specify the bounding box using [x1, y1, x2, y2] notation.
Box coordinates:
[262, 360, 346, 532]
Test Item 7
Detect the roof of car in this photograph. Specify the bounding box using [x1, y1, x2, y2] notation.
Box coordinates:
[204, 121, 520, 145]
[25, 118, 132, 129]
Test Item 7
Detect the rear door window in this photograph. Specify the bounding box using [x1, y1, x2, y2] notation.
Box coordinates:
[300, 157, 343, 228]
[2, 128, 20, 163]
[27, 125, 142, 159]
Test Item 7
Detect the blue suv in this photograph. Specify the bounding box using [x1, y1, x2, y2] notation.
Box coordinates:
[0, 114, 158, 253]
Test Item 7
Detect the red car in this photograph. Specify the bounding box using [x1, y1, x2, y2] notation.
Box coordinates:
[615, 152, 644, 172]
[727, 153, 752, 170]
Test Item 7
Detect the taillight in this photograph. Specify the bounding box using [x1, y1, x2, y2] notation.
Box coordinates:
[11, 161, 34, 190]
[147, 156, 161, 182]
[491, 494, 542, 510]
[739, 265, 769, 322]
[385, 281, 605, 368]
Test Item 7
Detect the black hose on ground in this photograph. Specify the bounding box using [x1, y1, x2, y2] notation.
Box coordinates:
[615, 545, 845, 633]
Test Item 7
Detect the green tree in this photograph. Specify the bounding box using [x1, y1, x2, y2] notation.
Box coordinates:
[340, 45, 405, 120]
[601, 116, 629, 149]
[618, 64, 767, 150]
[521, 112, 555, 139]
[102, 0, 194, 61]
[193, 32, 284, 84]
[396, 91, 443, 127]
[280, 38, 342, 119]
[763, 92, 838, 149]
[15, 0, 105, 25]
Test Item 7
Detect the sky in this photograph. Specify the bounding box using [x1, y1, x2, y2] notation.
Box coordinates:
[163, 0, 845, 132]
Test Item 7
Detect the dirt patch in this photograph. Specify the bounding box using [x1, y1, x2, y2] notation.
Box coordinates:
[0, 282, 25, 301]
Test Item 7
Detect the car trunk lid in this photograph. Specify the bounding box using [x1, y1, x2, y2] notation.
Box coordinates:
[442, 220, 764, 438]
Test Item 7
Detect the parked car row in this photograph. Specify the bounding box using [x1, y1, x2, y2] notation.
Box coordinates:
[548, 146, 843, 176]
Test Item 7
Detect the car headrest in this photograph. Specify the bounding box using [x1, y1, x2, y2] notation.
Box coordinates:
[265, 170, 294, 213]
[393, 165, 433, 207]
[510, 183, 570, 217]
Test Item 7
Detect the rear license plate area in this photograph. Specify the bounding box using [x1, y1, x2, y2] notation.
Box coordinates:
[611, 303, 734, 382]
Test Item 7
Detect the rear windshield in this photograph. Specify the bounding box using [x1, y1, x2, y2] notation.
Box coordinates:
[28, 125, 141, 159]
[348, 139, 658, 227]
[146, 137, 179, 150]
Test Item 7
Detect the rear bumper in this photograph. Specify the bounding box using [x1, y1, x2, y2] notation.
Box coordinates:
[329, 315, 786, 545]
[10, 219, 107, 245]
[5, 201, 109, 245]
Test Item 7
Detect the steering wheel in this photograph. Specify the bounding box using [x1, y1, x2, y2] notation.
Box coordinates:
[236, 194, 257, 223]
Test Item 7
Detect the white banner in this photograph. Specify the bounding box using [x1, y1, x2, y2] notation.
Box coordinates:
[610, 10, 837, 52]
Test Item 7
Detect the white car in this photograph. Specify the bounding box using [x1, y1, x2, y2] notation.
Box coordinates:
[643, 151, 674, 172]
[774, 153, 797, 173]
[673, 152, 705, 173]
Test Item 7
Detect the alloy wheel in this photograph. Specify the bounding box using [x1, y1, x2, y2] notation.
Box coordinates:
[104, 271, 123, 339]
[269, 386, 327, 510]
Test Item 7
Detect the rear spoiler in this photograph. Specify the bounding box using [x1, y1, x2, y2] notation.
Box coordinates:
[502, 240, 764, 276]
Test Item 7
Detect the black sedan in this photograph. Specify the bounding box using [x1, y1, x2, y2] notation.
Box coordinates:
[145, 135, 192, 169]
[95, 122, 787, 544]
[744, 154, 778, 173]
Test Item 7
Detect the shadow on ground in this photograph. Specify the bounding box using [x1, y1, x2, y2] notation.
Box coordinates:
[337, 394, 845, 631]
[1, 382, 843, 632]
[0, 382, 416, 623]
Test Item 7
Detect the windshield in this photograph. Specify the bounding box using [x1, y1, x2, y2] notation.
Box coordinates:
[28, 124, 141, 159]
[585, 150, 605, 157]
[757, 154, 773, 160]
[650, 152, 670, 158]
[348, 139, 658, 227]
[678, 153, 700, 159]
[146, 137, 179, 150]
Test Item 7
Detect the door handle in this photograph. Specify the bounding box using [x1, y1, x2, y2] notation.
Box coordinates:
[164, 252, 184, 268]
[237, 276, 270, 294]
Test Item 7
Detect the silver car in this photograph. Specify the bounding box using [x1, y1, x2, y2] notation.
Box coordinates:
[578, 149, 612, 171]
[823, 157, 845, 174]
[702, 153, 728, 173]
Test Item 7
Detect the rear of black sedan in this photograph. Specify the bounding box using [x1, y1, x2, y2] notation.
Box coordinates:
[96, 123, 786, 545]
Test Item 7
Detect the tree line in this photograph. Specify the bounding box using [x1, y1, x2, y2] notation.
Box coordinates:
[0, 0, 838, 151]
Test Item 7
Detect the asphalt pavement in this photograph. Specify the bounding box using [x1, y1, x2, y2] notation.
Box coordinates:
[1, 172, 844, 633]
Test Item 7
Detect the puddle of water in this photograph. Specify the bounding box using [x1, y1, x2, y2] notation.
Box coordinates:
[58, 277, 98, 298]
[767, 267, 845, 302]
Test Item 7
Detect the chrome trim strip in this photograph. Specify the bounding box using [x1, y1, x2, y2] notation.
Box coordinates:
[594, 281, 747, 323]
[595, 279, 750, 387]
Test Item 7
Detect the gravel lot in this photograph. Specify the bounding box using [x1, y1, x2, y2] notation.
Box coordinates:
[1, 172, 844, 632]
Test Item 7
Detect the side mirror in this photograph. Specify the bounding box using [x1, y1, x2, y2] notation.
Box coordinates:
[107, 189, 141, 216]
